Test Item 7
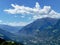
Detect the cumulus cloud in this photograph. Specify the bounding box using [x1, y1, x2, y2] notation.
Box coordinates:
[4, 2, 60, 19]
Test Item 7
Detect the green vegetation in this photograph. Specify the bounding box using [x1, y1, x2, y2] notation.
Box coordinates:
[0, 38, 24, 45]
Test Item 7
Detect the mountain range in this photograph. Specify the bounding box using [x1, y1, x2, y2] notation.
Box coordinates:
[0, 18, 60, 45]
[17, 18, 60, 45]
[0, 24, 23, 33]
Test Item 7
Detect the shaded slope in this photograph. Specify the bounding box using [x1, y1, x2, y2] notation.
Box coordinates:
[17, 18, 60, 45]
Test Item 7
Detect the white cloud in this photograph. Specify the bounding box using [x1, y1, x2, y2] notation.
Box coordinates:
[33, 15, 47, 19]
[0, 20, 2, 23]
[49, 10, 58, 15]
[8, 22, 28, 26]
[2, 22, 31, 26]
[35, 2, 41, 9]
[4, 2, 60, 20]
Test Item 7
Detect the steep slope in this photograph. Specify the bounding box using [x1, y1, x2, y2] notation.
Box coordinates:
[0, 28, 12, 40]
[19, 18, 58, 34]
[17, 18, 60, 45]
[0, 28, 19, 42]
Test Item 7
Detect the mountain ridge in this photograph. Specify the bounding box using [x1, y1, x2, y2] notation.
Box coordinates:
[17, 18, 60, 45]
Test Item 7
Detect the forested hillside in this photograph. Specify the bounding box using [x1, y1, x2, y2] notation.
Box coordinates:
[0, 38, 24, 45]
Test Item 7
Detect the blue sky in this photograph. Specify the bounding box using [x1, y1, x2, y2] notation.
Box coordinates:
[0, 0, 60, 26]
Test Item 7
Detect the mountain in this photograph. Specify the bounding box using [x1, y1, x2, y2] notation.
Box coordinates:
[0, 28, 13, 40]
[0, 28, 21, 42]
[0, 24, 23, 33]
[0, 18, 60, 45]
[18, 18, 58, 34]
[18, 18, 60, 45]
[0, 28, 10, 40]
